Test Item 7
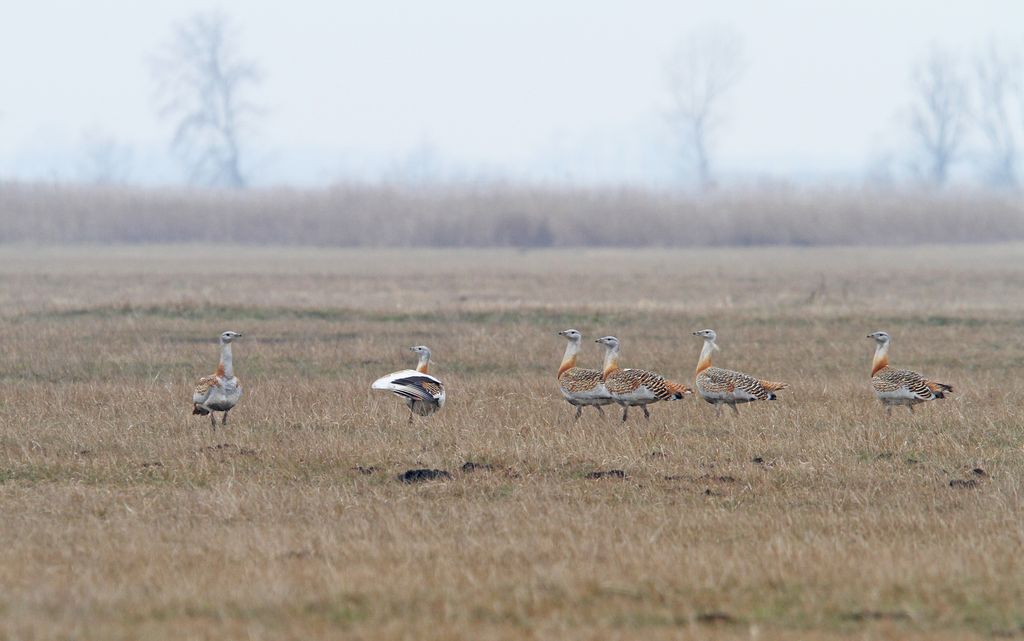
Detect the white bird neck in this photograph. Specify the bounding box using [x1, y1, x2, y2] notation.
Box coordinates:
[601, 344, 620, 379]
[218, 341, 234, 379]
[872, 341, 889, 376]
[697, 340, 716, 375]
[559, 340, 580, 377]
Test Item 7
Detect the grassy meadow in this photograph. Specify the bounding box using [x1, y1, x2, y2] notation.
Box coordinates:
[1, 244, 1023, 640]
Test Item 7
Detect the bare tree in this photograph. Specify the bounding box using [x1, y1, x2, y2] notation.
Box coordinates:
[664, 28, 744, 190]
[77, 130, 133, 185]
[384, 141, 442, 186]
[972, 42, 1022, 187]
[909, 48, 969, 186]
[152, 12, 261, 188]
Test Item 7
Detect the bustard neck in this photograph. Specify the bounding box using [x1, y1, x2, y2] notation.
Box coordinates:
[218, 341, 234, 379]
[558, 340, 580, 377]
[871, 342, 889, 377]
[601, 345, 620, 379]
[696, 340, 715, 375]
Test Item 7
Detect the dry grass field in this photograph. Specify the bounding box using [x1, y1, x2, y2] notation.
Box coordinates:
[1, 244, 1024, 640]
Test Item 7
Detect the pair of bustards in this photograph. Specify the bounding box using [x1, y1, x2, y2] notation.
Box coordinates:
[190, 332, 445, 428]
[191, 329, 951, 428]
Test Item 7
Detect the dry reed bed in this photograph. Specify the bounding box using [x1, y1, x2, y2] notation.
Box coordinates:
[0, 246, 1022, 640]
[2, 182, 1024, 247]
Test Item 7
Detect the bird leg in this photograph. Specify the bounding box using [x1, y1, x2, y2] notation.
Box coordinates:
[408, 410, 414, 425]
[714, 404, 723, 418]
[596, 405, 605, 418]
[885, 405, 892, 417]
[908, 404, 915, 415]
[729, 403, 740, 417]
[642, 405, 651, 420]
[621, 406, 628, 422]
[209, 411, 217, 430]
[222, 410, 230, 426]
[574, 406, 583, 420]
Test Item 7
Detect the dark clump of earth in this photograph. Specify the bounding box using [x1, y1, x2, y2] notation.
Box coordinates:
[696, 611, 736, 624]
[461, 461, 494, 473]
[842, 610, 910, 622]
[949, 478, 978, 489]
[585, 470, 625, 480]
[397, 469, 451, 483]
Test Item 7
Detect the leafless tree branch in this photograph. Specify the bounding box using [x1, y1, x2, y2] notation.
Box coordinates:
[151, 12, 262, 188]
[909, 48, 968, 186]
[972, 41, 1022, 187]
[664, 28, 744, 190]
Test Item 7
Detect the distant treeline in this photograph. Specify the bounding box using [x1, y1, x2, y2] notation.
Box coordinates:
[1, 182, 1022, 247]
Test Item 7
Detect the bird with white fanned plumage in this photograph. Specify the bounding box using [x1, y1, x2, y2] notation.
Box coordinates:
[556, 329, 613, 419]
[372, 345, 446, 422]
[192, 330, 243, 429]
[595, 336, 692, 421]
[691, 329, 786, 416]
[867, 331, 952, 415]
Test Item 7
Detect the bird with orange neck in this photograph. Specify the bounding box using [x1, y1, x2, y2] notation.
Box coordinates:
[556, 329, 613, 419]
[867, 331, 952, 415]
[691, 329, 786, 417]
[192, 330, 243, 429]
[372, 345, 446, 422]
[594, 336, 692, 421]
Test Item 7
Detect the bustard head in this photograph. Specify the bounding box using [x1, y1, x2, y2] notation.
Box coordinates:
[867, 331, 891, 345]
[558, 328, 582, 342]
[594, 336, 620, 350]
[219, 331, 243, 344]
[409, 345, 432, 359]
[692, 329, 717, 342]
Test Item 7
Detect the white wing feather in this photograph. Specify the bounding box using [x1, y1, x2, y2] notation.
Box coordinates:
[372, 370, 445, 405]
[372, 369, 439, 389]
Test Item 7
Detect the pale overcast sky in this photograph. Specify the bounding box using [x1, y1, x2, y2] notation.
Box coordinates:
[1, 1, 1021, 185]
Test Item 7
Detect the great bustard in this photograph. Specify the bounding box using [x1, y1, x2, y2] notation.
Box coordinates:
[192, 331, 243, 429]
[867, 331, 952, 415]
[691, 329, 787, 416]
[556, 329, 613, 419]
[594, 336, 692, 421]
[372, 345, 446, 422]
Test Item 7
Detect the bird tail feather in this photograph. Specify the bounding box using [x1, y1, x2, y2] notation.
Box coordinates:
[927, 380, 953, 398]
[760, 380, 788, 392]
[665, 380, 693, 400]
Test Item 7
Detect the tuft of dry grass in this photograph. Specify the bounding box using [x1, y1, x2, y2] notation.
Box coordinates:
[0, 245, 1023, 640]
